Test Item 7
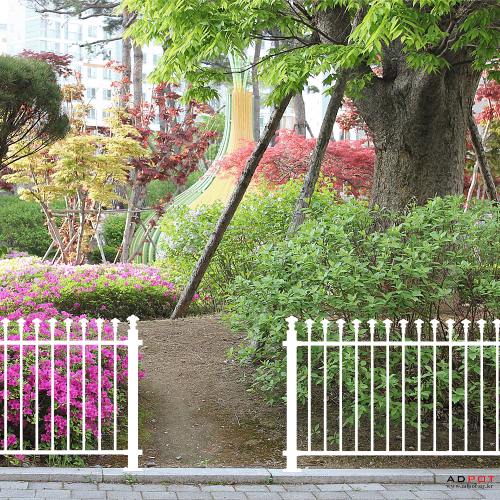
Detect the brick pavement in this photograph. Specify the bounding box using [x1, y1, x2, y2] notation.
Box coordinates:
[0, 481, 498, 500]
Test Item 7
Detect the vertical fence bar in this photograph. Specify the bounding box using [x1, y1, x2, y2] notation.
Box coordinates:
[321, 319, 329, 452]
[124, 315, 142, 471]
[112, 319, 119, 452]
[353, 320, 360, 452]
[400, 320, 407, 453]
[495, 319, 500, 453]
[18, 319, 24, 452]
[65, 319, 71, 452]
[416, 320, 423, 452]
[464, 320, 469, 453]
[96, 319, 103, 452]
[2, 318, 8, 453]
[81, 318, 87, 451]
[384, 319, 391, 452]
[34, 319, 40, 452]
[431, 319, 439, 452]
[479, 319, 485, 452]
[306, 319, 313, 453]
[338, 319, 344, 453]
[49, 318, 56, 452]
[448, 320, 453, 452]
[369, 320, 375, 452]
[283, 316, 299, 472]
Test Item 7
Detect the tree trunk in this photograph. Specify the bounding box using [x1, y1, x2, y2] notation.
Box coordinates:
[252, 41, 261, 141]
[355, 64, 481, 212]
[121, 9, 132, 99]
[467, 112, 499, 204]
[466, 119, 491, 210]
[287, 73, 347, 235]
[133, 43, 143, 107]
[170, 93, 293, 319]
[293, 92, 307, 136]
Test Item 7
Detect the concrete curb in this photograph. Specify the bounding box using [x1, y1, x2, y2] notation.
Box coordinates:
[0, 468, 499, 484]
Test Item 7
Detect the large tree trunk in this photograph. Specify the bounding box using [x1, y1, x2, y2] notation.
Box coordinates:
[356, 64, 481, 212]
[293, 92, 307, 136]
[170, 93, 293, 319]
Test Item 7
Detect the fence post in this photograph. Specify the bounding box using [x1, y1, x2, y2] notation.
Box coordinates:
[283, 316, 300, 472]
[124, 315, 143, 471]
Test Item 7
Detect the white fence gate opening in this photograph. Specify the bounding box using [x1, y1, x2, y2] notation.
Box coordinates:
[283, 316, 500, 472]
[0, 314, 142, 471]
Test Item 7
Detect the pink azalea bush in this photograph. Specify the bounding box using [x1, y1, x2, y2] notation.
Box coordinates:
[0, 304, 143, 455]
[0, 256, 201, 320]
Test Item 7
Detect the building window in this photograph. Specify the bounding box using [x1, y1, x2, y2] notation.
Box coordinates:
[87, 67, 97, 78]
[142, 54, 147, 65]
[103, 68, 112, 80]
[46, 41, 60, 54]
[102, 110, 110, 119]
[48, 22, 60, 39]
[66, 23, 82, 41]
[102, 89, 112, 100]
[88, 26, 97, 38]
[153, 54, 160, 65]
[87, 108, 96, 120]
[87, 88, 96, 99]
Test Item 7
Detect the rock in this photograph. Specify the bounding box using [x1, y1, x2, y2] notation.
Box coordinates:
[146, 462, 156, 468]
[176, 456, 182, 460]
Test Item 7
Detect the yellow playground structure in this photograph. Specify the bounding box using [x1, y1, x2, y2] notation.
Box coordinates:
[129, 56, 254, 264]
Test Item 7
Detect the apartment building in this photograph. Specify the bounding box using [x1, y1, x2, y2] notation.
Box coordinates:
[5, 0, 165, 127]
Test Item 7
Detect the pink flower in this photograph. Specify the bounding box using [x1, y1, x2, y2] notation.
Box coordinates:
[73, 303, 80, 307]
[101, 305, 106, 309]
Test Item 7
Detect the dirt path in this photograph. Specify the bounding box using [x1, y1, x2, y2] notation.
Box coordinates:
[136, 315, 286, 469]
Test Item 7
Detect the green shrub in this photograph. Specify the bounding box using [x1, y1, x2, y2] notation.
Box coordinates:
[51, 277, 178, 320]
[225, 196, 500, 433]
[0, 196, 52, 257]
[88, 245, 118, 264]
[102, 214, 127, 249]
[157, 181, 311, 308]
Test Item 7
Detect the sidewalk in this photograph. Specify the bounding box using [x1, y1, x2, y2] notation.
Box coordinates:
[0, 468, 499, 499]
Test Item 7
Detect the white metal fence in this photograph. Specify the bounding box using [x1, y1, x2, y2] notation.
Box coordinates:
[283, 315, 500, 472]
[0, 315, 142, 471]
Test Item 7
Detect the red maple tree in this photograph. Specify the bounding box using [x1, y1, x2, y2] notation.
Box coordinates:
[219, 129, 374, 199]
[17, 49, 74, 77]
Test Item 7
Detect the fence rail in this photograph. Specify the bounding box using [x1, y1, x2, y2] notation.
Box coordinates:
[0, 315, 142, 471]
[283, 316, 500, 472]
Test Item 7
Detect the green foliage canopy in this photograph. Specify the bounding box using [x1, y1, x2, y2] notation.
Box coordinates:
[0, 56, 69, 169]
[122, 0, 500, 104]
